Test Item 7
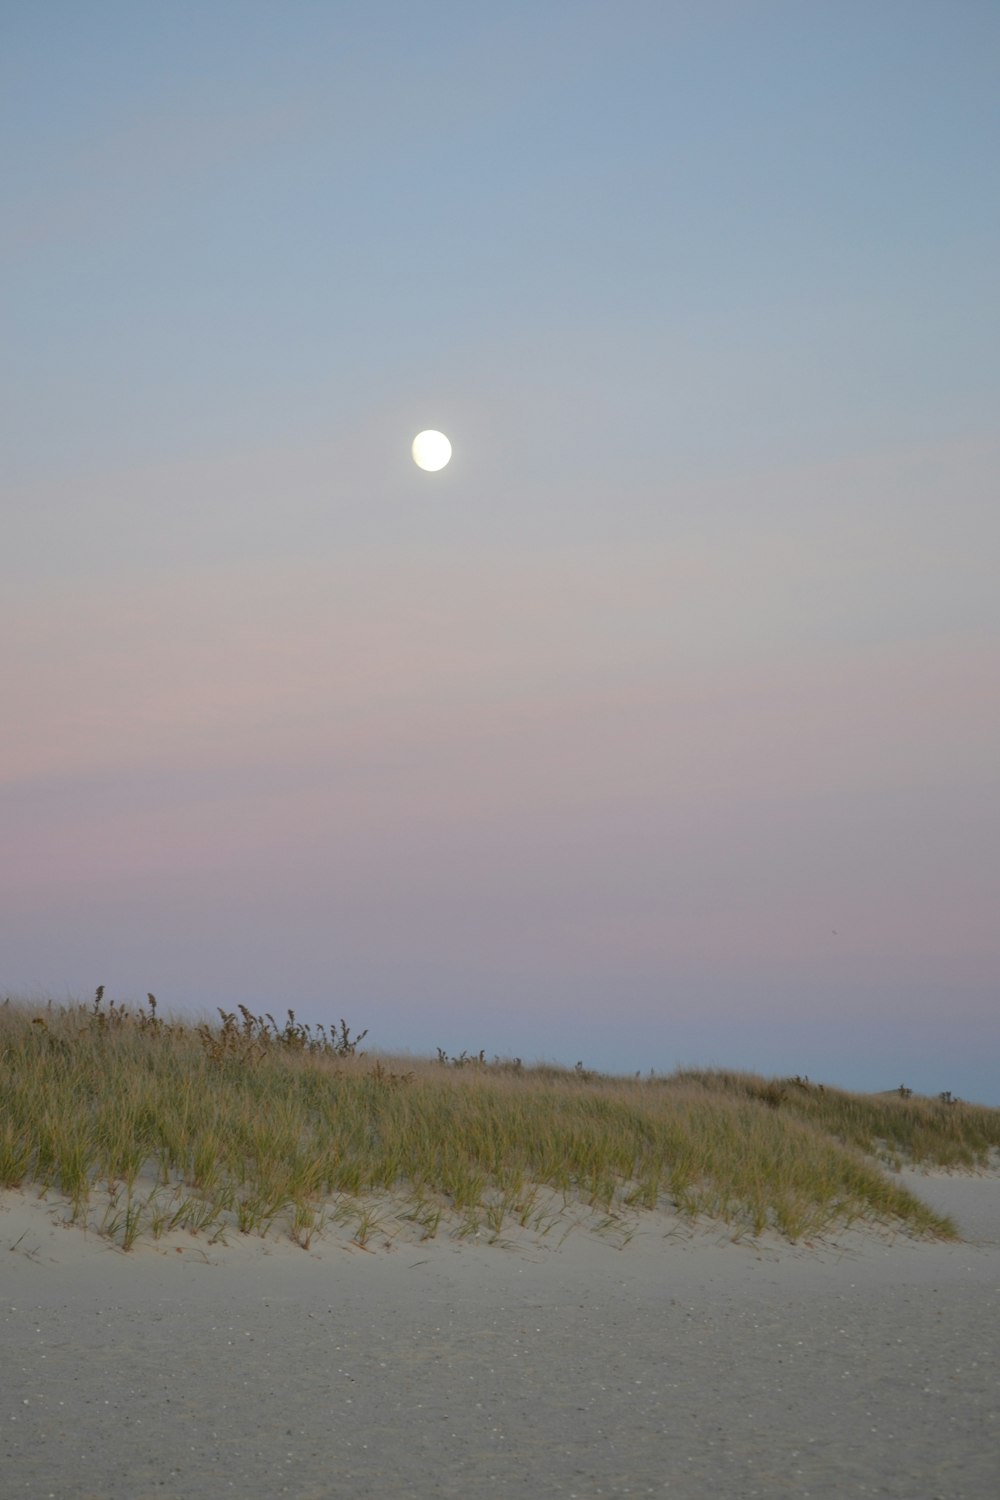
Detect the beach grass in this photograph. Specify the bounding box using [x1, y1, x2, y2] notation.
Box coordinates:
[3, 991, 996, 1252]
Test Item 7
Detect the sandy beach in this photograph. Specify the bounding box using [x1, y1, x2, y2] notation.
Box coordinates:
[2, 1171, 998, 1499]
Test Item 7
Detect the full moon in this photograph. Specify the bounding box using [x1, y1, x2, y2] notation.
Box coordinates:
[411, 429, 452, 471]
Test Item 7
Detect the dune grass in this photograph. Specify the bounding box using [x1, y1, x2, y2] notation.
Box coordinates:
[3, 992, 996, 1253]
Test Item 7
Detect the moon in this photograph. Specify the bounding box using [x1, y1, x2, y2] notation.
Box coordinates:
[411, 430, 452, 471]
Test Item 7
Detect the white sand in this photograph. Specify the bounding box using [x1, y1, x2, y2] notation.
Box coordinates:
[2, 1171, 999, 1498]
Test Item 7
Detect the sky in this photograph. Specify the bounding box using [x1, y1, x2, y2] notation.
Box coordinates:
[3, 1, 999, 1102]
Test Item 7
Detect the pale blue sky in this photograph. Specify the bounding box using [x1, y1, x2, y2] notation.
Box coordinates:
[3, 2, 999, 1099]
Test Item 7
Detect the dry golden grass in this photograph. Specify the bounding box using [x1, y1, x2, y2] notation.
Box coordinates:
[3, 991, 995, 1252]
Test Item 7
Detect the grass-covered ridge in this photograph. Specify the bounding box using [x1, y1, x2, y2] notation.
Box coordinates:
[3, 993, 997, 1252]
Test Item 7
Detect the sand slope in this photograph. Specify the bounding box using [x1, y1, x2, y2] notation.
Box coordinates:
[2, 1172, 999, 1499]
